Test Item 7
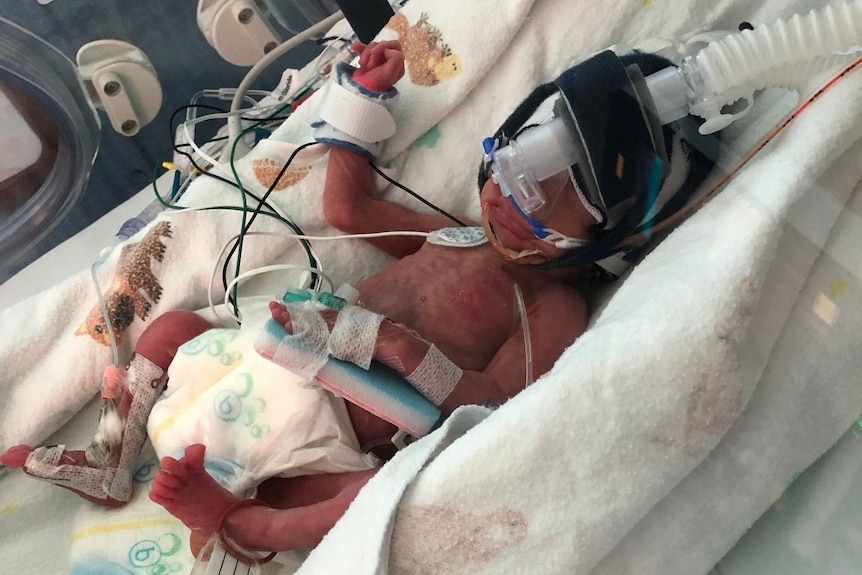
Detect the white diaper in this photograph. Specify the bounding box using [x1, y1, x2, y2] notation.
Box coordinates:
[147, 327, 378, 495]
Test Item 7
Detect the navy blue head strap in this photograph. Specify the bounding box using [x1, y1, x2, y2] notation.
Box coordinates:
[478, 50, 720, 271]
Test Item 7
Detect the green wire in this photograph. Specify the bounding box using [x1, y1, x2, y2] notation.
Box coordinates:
[225, 125, 320, 317]
[150, 106, 320, 318]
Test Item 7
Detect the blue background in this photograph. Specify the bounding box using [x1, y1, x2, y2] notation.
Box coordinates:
[1, 0, 326, 280]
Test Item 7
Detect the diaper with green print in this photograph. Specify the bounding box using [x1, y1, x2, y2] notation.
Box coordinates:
[147, 327, 377, 497]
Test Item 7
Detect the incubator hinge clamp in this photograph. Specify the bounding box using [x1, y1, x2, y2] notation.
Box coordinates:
[197, 0, 283, 67]
[76, 40, 163, 137]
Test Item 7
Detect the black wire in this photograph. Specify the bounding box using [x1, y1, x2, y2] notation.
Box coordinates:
[168, 104, 228, 145]
[221, 141, 322, 306]
[168, 145, 323, 298]
[170, 145, 322, 291]
[368, 161, 467, 227]
[172, 147, 237, 189]
[163, 102, 325, 307]
[172, 147, 288, 216]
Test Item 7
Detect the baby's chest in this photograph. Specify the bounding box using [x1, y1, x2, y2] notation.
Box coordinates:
[367, 249, 517, 368]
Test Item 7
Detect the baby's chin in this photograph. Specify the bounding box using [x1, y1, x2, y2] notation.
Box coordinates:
[481, 205, 554, 265]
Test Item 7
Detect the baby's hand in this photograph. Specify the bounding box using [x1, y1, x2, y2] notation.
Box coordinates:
[269, 300, 338, 335]
[351, 40, 405, 92]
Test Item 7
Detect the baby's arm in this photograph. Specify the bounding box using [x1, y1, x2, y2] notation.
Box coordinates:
[321, 41, 468, 258]
[270, 287, 588, 412]
[388, 285, 586, 410]
[323, 148, 463, 258]
[455, 287, 588, 408]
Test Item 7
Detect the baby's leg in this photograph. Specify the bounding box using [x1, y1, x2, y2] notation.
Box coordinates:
[151, 444, 380, 555]
[0, 311, 212, 507]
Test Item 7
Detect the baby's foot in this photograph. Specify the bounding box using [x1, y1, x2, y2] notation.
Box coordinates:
[0, 444, 128, 507]
[150, 444, 239, 537]
[0, 444, 34, 468]
[0, 355, 168, 507]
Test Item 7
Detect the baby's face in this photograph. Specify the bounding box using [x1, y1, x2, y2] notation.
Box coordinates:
[479, 176, 593, 262]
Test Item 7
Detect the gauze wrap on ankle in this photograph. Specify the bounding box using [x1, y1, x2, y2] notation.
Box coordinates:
[328, 305, 384, 370]
[271, 302, 331, 384]
[406, 345, 463, 406]
[23, 353, 167, 503]
[312, 61, 398, 158]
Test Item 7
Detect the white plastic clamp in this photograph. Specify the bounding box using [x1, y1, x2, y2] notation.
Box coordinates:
[197, 0, 282, 67]
[76, 40, 163, 137]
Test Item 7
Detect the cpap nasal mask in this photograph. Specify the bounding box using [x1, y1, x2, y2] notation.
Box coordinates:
[482, 98, 595, 249]
[482, 0, 862, 273]
[482, 49, 672, 257]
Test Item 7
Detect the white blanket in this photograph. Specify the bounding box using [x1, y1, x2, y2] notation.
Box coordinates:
[1, 0, 861, 573]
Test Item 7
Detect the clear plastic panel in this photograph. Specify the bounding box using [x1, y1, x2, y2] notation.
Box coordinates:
[0, 16, 100, 276]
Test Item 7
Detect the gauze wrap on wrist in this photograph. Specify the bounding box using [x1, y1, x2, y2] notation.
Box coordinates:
[312, 61, 398, 158]
[271, 302, 331, 384]
[327, 304, 385, 370]
[271, 302, 384, 383]
[406, 345, 463, 406]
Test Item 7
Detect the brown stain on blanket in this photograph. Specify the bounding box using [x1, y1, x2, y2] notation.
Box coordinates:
[390, 505, 528, 574]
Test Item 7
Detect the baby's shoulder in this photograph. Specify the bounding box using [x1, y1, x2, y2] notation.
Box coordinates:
[527, 282, 588, 333]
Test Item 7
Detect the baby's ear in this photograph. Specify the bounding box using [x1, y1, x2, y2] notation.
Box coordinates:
[75, 321, 89, 336]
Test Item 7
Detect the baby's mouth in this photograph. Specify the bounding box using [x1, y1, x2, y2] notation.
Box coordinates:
[482, 196, 537, 241]
[481, 204, 548, 264]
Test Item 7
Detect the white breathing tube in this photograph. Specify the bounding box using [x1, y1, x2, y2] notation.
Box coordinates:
[647, 0, 862, 133]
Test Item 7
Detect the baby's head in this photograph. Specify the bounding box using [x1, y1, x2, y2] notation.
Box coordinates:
[478, 50, 721, 274]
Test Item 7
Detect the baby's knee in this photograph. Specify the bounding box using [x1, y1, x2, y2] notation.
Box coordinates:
[136, 311, 213, 369]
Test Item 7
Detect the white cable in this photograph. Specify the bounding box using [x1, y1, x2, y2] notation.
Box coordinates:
[228, 10, 346, 147]
[90, 253, 120, 366]
[207, 231, 309, 323]
[224, 264, 335, 322]
[180, 105, 285, 180]
[270, 230, 432, 241]
[207, 228, 433, 321]
[183, 122, 227, 178]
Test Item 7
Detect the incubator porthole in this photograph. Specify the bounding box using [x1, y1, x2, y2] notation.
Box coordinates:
[0, 16, 100, 276]
[0, 81, 59, 219]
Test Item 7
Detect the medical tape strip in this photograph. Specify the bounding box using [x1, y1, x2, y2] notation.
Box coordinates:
[313, 62, 398, 158]
[318, 81, 397, 143]
[271, 303, 332, 384]
[327, 304, 384, 370]
[24, 446, 125, 501]
[406, 344, 463, 406]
